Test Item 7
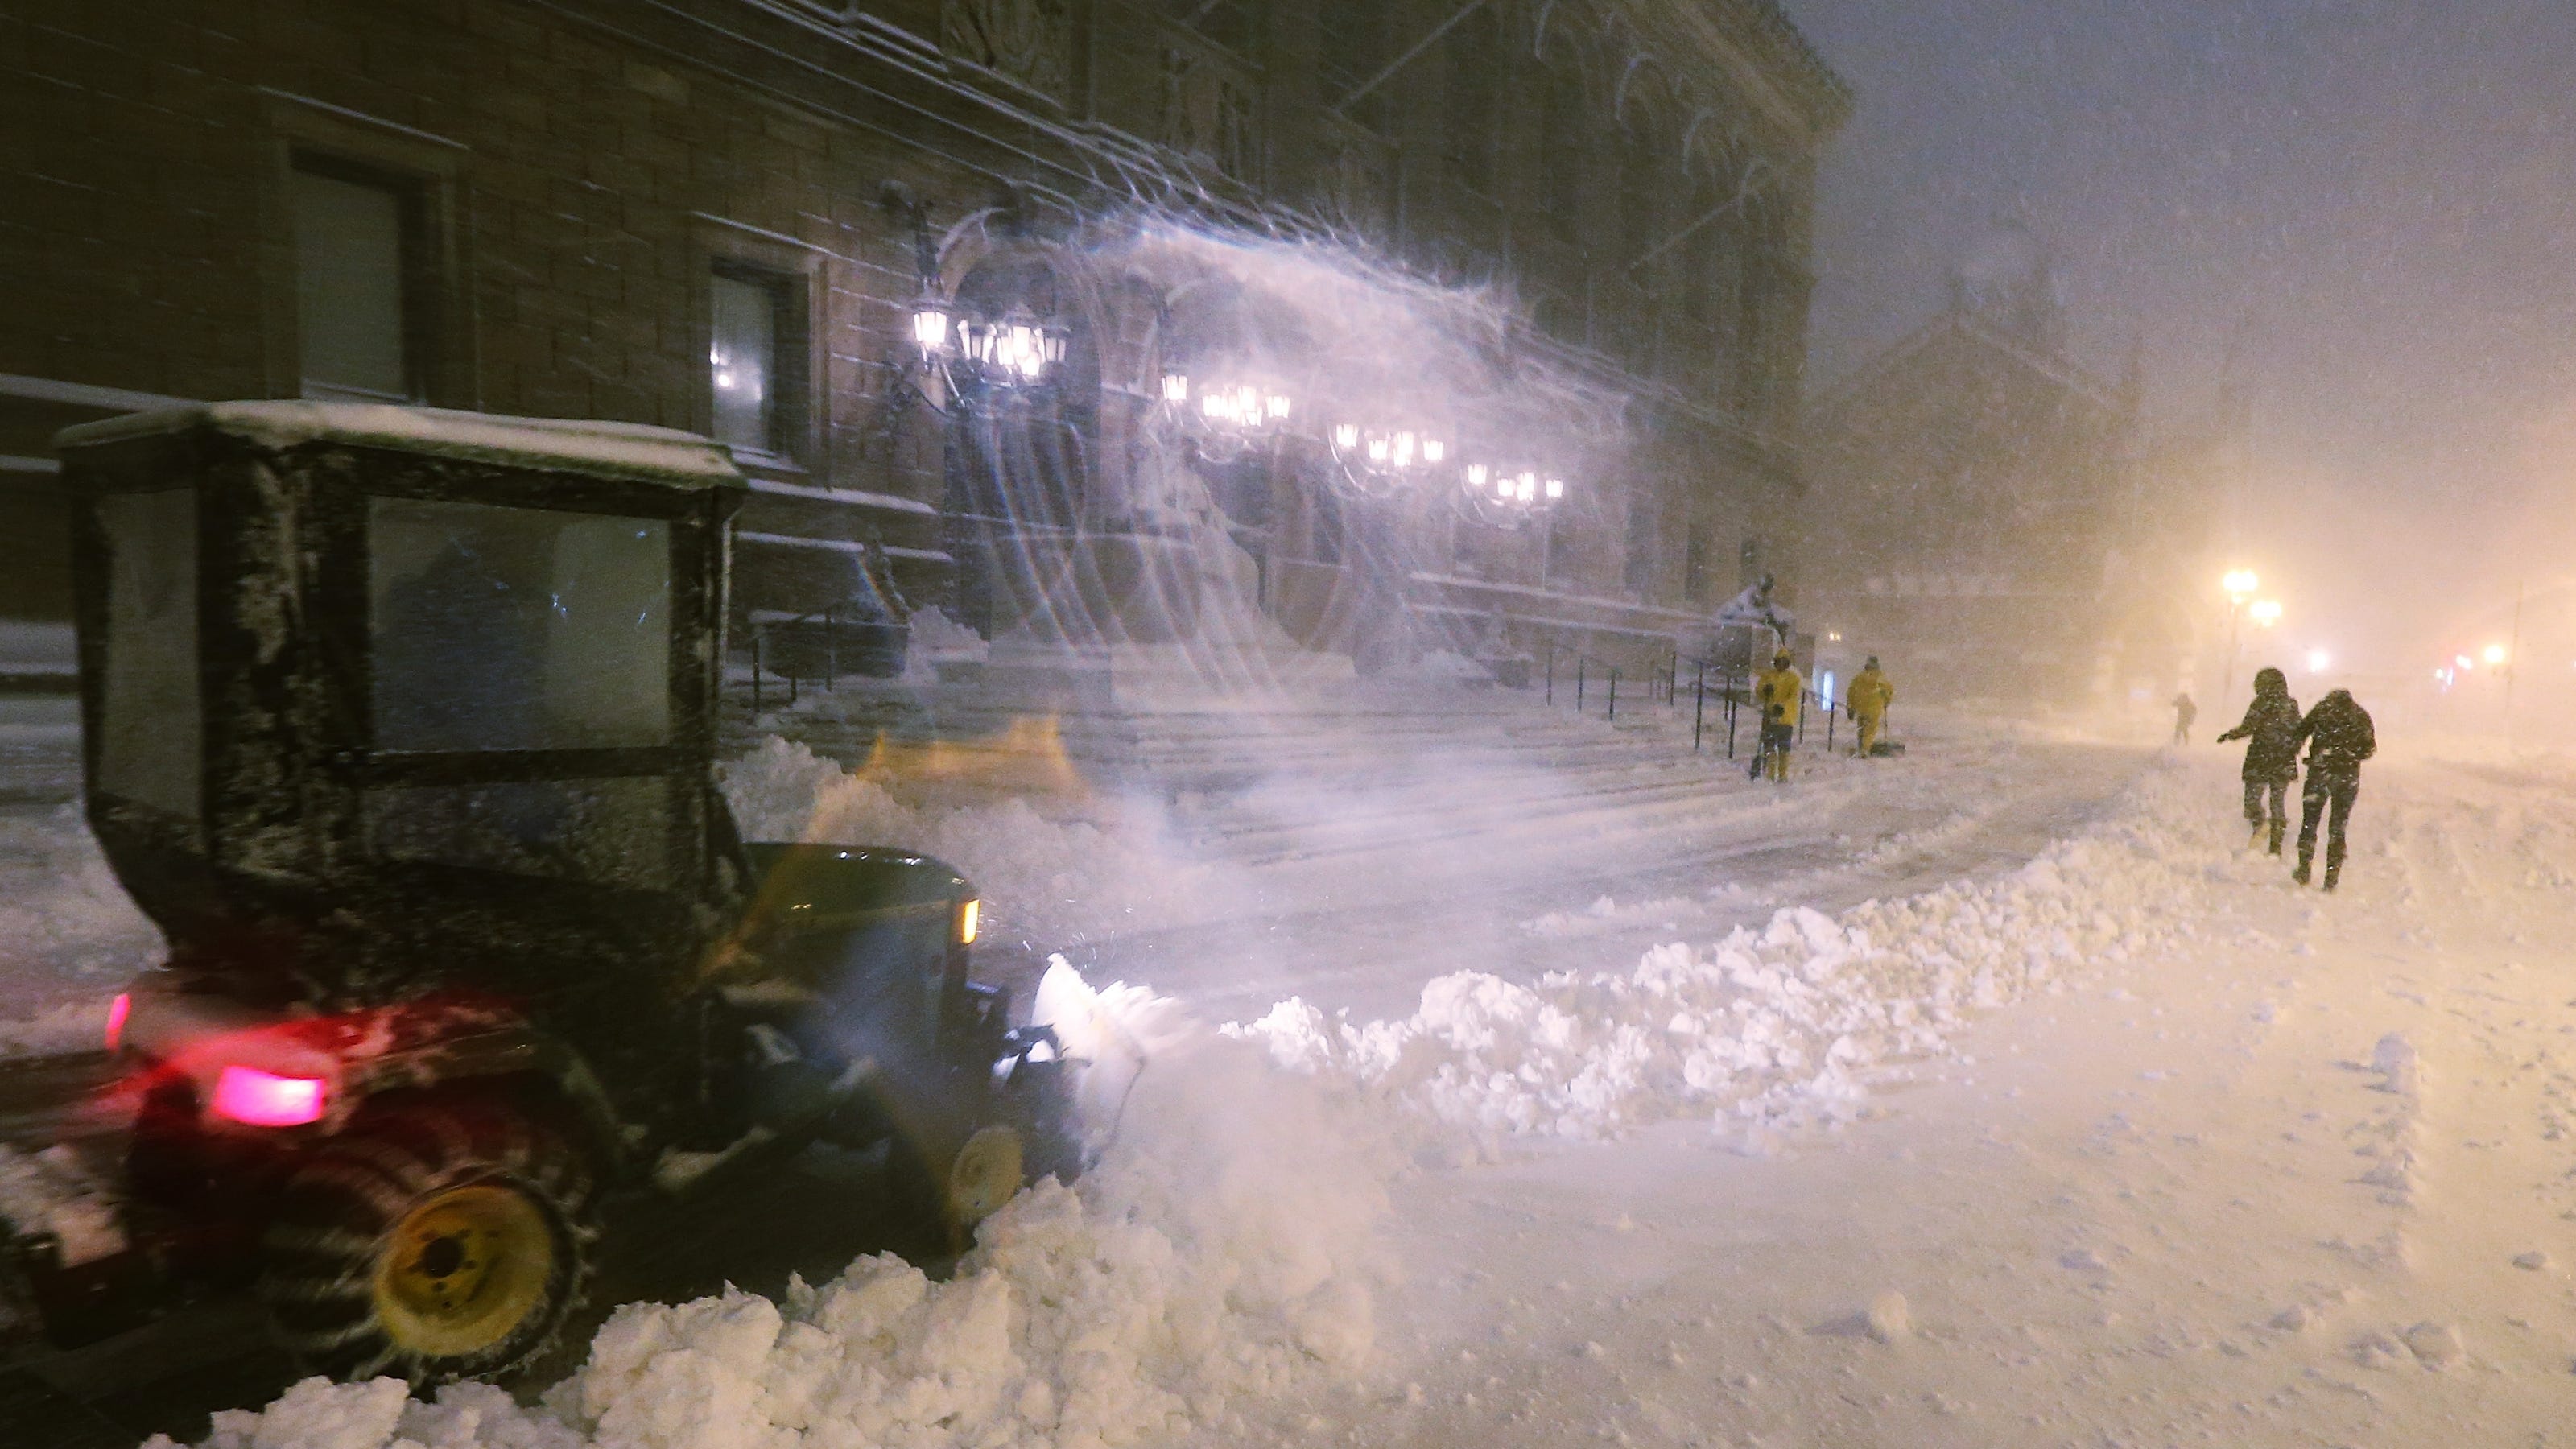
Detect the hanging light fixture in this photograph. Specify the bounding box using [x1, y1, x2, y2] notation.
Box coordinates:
[910, 301, 951, 357]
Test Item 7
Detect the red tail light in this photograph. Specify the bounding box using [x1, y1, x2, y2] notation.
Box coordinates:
[210, 1066, 328, 1127]
[105, 993, 130, 1052]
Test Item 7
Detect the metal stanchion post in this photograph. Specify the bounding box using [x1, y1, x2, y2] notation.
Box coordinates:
[1577, 657, 1586, 712]
[1693, 671, 1704, 750]
[1608, 670, 1618, 722]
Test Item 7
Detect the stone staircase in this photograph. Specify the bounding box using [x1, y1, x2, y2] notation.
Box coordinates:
[726, 662, 1802, 872]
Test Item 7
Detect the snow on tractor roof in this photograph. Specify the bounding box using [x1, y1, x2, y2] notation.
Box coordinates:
[54, 401, 745, 491]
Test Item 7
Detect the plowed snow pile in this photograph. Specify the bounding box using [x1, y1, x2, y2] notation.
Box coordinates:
[0, 802, 159, 1037]
[1230, 777, 2190, 1146]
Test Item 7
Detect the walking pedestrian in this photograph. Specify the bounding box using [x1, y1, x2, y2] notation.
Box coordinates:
[2289, 687, 2376, 891]
[1848, 656, 1894, 757]
[2214, 667, 2299, 855]
[2171, 691, 2197, 746]
[1752, 650, 1802, 782]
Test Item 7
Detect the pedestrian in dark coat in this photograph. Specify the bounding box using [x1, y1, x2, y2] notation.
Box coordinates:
[2289, 688, 2376, 891]
[2171, 691, 2197, 746]
[2215, 667, 2300, 855]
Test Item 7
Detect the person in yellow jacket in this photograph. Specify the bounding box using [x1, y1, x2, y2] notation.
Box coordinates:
[1847, 655, 1894, 757]
[1751, 649, 1802, 782]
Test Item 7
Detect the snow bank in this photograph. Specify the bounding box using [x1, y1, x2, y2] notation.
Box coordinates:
[1230, 767, 2198, 1141]
[0, 803, 159, 1026]
[720, 737, 1219, 944]
[154, 976, 1390, 1449]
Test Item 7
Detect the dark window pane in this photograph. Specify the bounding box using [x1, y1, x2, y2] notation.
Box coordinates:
[294, 167, 411, 402]
[94, 489, 200, 818]
[370, 498, 671, 753]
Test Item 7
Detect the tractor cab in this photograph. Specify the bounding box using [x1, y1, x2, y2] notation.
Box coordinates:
[57, 404, 745, 1023]
[56, 400, 788, 1147]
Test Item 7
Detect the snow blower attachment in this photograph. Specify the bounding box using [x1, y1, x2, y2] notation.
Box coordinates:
[15, 403, 1080, 1384]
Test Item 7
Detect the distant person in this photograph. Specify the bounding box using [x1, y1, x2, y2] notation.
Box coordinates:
[1752, 649, 1802, 782]
[2171, 691, 2197, 746]
[2214, 667, 2300, 855]
[2289, 687, 2376, 890]
[1847, 656, 1894, 757]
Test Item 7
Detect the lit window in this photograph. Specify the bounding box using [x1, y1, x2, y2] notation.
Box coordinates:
[711, 270, 786, 456]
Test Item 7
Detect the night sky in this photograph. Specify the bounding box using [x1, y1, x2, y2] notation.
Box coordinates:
[1780, 0, 2576, 678]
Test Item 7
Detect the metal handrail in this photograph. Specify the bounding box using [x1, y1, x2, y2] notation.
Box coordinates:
[1542, 642, 1625, 721]
[745, 604, 908, 712]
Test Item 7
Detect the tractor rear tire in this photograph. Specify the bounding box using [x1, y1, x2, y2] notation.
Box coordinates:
[258, 1100, 597, 1386]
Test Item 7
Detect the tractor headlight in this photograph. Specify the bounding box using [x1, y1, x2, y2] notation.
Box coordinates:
[956, 898, 980, 946]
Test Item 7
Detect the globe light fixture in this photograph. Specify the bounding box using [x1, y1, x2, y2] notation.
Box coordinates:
[2248, 599, 2281, 628]
[2483, 642, 2508, 666]
[2223, 568, 2258, 601]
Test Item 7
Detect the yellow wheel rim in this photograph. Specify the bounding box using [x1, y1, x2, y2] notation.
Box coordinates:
[947, 1126, 1025, 1225]
[371, 1182, 555, 1358]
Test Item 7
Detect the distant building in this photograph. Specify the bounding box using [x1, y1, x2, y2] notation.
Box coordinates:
[1, 0, 1847, 675]
[1802, 227, 2215, 703]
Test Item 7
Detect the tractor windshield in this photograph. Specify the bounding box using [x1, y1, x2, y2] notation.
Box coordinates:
[92, 487, 201, 819]
[369, 497, 671, 753]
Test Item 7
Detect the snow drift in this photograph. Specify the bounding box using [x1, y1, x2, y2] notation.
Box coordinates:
[1229, 768, 2196, 1142]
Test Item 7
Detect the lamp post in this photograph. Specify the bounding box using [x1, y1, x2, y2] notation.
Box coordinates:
[2221, 568, 2258, 704]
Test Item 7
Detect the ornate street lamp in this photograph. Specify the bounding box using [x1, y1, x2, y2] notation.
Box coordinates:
[1327, 421, 1453, 500]
[1457, 462, 1567, 525]
[1155, 371, 1295, 464]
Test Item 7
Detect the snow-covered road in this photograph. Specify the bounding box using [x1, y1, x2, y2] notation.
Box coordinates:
[1343, 749, 2576, 1447]
[29, 698, 2576, 1447]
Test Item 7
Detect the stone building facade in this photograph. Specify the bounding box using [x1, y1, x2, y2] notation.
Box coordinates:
[0, 0, 1847, 674]
[1800, 238, 2219, 704]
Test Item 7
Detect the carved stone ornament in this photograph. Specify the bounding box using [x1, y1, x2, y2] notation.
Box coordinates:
[942, 0, 1071, 100]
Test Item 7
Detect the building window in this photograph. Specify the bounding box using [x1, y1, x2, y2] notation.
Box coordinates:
[710, 266, 797, 459]
[1539, 64, 1587, 244]
[1623, 493, 1657, 596]
[1684, 527, 1712, 603]
[1317, 0, 1388, 129]
[1446, 4, 1501, 195]
[292, 157, 419, 402]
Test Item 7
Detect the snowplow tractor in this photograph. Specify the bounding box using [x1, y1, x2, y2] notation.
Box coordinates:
[17, 403, 1077, 1385]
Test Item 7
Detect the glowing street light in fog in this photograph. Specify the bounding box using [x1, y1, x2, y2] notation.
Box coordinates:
[2306, 649, 2330, 674]
[2483, 643, 2508, 667]
[2223, 568, 2258, 601]
[2248, 599, 2282, 628]
[2456, 654, 2475, 671]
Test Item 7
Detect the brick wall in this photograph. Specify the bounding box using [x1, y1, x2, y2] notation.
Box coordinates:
[0, 0, 1844, 631]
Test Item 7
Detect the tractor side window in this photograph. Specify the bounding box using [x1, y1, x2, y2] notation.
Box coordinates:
[369, 498, 671, 753]
[94, 489, 200, 819]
